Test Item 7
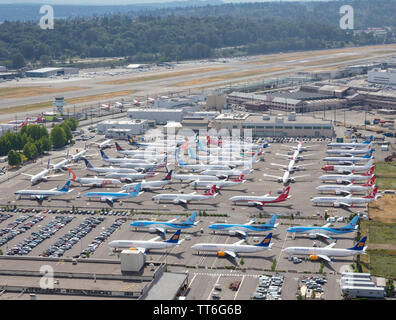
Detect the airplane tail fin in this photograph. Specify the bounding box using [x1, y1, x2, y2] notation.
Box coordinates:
[263, 214, 278, 228]
[203, 185, 217, 196]
[364, 136, 373, 144]
[129, 182, 141, 195]
[256, 233, 272, 248]
[82, 157, 94, 169]
[100, 150, 108, 160]
[115, 142, 123, 151]
[58, 180, 71, 192]
[362, 150, 374, 158]
[362, 175, 376, 187]
[46, 158, 50, 170]
[348, 236, 367, 251]
[363, 166, 375, 176]
[163, 170, 173, 181]
[364, 187, 378, 199]
[128, 135, 137, 146]
[184, 211, 197, 225]
[166, 229, 181, 243]
[276, 186, 290, 201]
[233, 174, 244, 182]
[67, 168, 77, 181]
[342, 215, 359, 230]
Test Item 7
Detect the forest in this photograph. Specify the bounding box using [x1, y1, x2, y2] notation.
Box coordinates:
[0, 0, 395, 68]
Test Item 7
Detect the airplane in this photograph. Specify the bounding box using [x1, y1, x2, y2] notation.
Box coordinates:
[22, 112, 44, 124]
[22, 159, 63, 185]
[123, 170, 173, 192]
[105, 169, 158, 182]
[115, 143, 169, 161]
[209, 149, 260, 167]
[326, 144, 372, 156]
[319, 172, 375, 184]
[108, 229, 183, 253]
[100, 150, 151, 165]
[190, 174, 245, 190]
[270, 158, 315, 173]
[84, 182, 143, 204]
[286, 215, 359, 240]
[263, 170, 310, 185]
[67, 168, 121, 187]
[95, 139, 112, 149]
[119, 156, 168, 171]
[321, 160, 374, 174]
[276, 149, 313, 162]
[176, 150, 230, 171]
[71, 144, 95, 162]
[208, 214, 278, 237]
[311, 187, 379, 207]
[327, 136, 373, 149]
[52, 150, 72, 172]
[205, 134, 222, 146]
[171, 171, 222, 182]
[200, 167, 252, 179]
[322, 150, 374, 164]
[82, 158, 139, 175]
[192, 232, 273, 258]
[197, 139, 244, 156]
[128, 135, 177, 149]
[130, 211, 198, 234]
[15, 180, 73, 201]
[152, 184, 218, 205]
[230, 186, 291, 207]
[316, 176, 376, 195]
[188, 147, 221, 163]
[281, 141, 318, 153]
[282, 236, 368, 262]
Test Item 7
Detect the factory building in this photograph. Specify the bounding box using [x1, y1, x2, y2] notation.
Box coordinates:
[26, 67, 79, 78]
[368, 68, 396, 85]
[97, 119, 149, 139]
[211, 112, 334, 138]
[127, 108, 185, 125]
[341, 272, 385, 299]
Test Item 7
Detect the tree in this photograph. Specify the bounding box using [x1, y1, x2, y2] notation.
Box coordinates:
[60, 123, 73, 142]
[39, 136, 51, 153]
[51, 125, 67, 148]
[385, 279, 395, 297]
[11, 52, 25, 69]
[8, 150, 22, 166]
[23, 142, 38, 160]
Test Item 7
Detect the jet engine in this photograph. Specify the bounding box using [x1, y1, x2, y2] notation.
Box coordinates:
[217, 251, 226, 257]
[228, 230, 236, 236]
[308, 233, 318, 239]
[149, 227, 157, 233]
[310, 255, 319, 261]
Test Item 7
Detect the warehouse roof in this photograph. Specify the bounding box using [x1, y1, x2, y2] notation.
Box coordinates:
[144, 272, 187, 300]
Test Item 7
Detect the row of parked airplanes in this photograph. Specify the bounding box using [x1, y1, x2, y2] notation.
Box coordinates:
[108, 211, 366, 263]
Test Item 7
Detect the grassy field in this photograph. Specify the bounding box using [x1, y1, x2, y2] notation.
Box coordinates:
[374, 161, 396, 190]
[365, 249, 396, 278]
[98, 67, 229, 85]
[0, 86, 89, 99]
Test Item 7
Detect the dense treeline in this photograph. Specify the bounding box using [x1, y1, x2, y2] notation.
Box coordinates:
[0, 0, 395, 68]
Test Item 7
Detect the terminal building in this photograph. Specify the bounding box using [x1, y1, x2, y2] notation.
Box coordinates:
[97, 119, 149, 139]
[368, 68, 396, 85]
[26, 67, 79, 78]
[211, 112, 334, 138]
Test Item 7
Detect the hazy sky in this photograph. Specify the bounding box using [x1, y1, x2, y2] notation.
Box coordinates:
[0, 0, 318, 5]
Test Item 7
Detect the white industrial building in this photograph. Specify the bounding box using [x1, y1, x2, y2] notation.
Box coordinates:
[368, 68, 396, 85]
[26, 67, 79, 78]
[127, 108, 185, 125]
[341, 272, 385, 299]
[0, 124, 16, 136]
[97, 119, 149, 139]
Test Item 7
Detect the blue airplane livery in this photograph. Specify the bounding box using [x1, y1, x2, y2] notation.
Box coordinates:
[84, 182, 142, 204]
[208, 214, 279, 237]
[130, 211, 198, 234]
[286, 215, 359, 240]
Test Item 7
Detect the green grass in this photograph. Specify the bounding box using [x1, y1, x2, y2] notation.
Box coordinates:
[366, 249, 396, 279]
[367, 222, 396, 245]
[374, 161, 396, 189]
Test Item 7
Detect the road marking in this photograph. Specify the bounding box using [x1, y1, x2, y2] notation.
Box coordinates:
[234, 275, 245, 300]
[206, 274, 221, 300]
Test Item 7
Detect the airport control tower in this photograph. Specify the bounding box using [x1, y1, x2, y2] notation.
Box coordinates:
[53, 96, 66, 115]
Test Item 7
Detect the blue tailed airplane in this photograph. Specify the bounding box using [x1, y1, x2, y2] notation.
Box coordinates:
[286, 215, 359, 240]
[130, 211, 199, 234]
[208, 214, 278, 237]
[84, 182, 143, 205]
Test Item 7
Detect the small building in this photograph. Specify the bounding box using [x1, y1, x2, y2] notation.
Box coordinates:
[368, 68, 396, 85]
[341, 273, 385, 299]
[97, 119, 149, 137]
[127, 108, 184, 125]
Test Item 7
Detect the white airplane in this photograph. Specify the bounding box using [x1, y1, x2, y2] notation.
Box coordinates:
[128, 135, 178, 149]
[276, 149, 313, 162]
[83, 158, 138, 175]
[52, 150, 72, 172]
[208, 215, 278, 237]
[282, 236, 367, 262]
[176, 152, 230, 171]
[192, 233, 273, 258]
[171, 171, 221, 182]
[312, 187, 379, 207]
[190, 174, 246, 190]
[15, 180, 72, 201]
[321, 160, 374, 174]
[108, 229, 183, 253]
[152, 184, 218, 204]
[230, 186, 291, 207]
[95, 139, 112, 149]
[67, 168, 121, 187]
[100, 150, 151, 165]
[323, 150, 373, 164]
[71, 144, 95, 162]
[316, 176, 376, 195]
[105, 167, 158, 182]
[282, 141, 318, 153]
[264, 170, 310, 185]
[270, 158, 314, 173]
[200, 168, 252, 179]
[327, 136, 373, 149]
[326, 144, 372, 156]
[123, 170, 173, 192]
[115, 142, 165, 159]
[319, 172, 374, 184]
[22, 159, 63, 185]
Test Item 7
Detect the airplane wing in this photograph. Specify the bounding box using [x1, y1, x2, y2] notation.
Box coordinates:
[135, 247, 146, 254]
[45, 174, 64, 179]
[322, 223, 332, 228]
[275, 153, 292, 158]
[224, 250, 237, 258]
[233, 239, 246, 245]
[317, 254, 332, 262]
[21, 173, 34, 177]
[270, 163, 288, 168]
[263, 174, 282, 180]
[167, 218, 178, 223]
[235, 230, 247, 237]
[155, 227, 165, 234]
[292, 174, 310, 179]
[149, 236, 161, 241]
[315, 233, 331, 239]
[325, 242, 337, 249]
[338, 202, 351, 207]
